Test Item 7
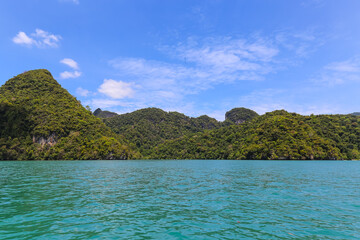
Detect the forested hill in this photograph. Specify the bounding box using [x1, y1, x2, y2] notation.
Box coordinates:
[101, 108, 222, 155]
[0, 69, 138, 160]
[96, 105, 360, 160]
[1, 69, 359, 160]
[150, 110, 360, 160]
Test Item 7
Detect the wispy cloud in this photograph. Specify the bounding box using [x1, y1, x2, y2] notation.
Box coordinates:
[60, 71, 81, 79]
[169, 37, 278, 71]
[325, 58, 360, 72]
[60, 58, 79, 70]
[12, 29, 61, 48]
[92, 33, 322, 116]
[274, 29, 324, 58]
[238, 88, 339, 116]
[312, 57, 360, 86]
[76, 87, 90, 97]
[60, 58, 82, 79]
[108, 37, 279, 99]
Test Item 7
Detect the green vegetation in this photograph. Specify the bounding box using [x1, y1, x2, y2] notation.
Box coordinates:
[101, 108, 221, 156]
[150, 110, 360, 160]
[0, 69, 138, 160]
[1, 69, 359, 160]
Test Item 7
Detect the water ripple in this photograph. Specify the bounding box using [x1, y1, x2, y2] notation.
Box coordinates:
[1, 160, 360, 239]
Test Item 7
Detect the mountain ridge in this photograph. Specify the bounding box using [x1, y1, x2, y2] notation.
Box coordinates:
[1, 69, 359, 160]
[100, 107, 222, 155]
[149, 110, 360, 160]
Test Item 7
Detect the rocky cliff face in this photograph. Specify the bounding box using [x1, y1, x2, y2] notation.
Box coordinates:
[32, 133, 57, 146]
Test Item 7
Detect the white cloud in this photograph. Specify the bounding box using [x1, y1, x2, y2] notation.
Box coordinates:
[313, 57, 360, 86]
[98, 79, 135, 99]
[106, 37, 279, 108]
[12, 32, 34, 46]
[274, 29, 324, 58]
[76, 87, 90, 97]
[60, 71, 82, 79]
[173, 38, 279, 69]
[91, 33, 321, 117]
[59, 58, 81, 79]
[325, 59, 360, 72]
[237, 88, 340, 116]
[12, 29, 61, 48]
[109, 34, 320, 98]
[33, 29, 61, 47]
[60, 58, 79, 70]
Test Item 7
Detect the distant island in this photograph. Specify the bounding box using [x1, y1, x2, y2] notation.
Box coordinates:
[1, 69, 359, 160]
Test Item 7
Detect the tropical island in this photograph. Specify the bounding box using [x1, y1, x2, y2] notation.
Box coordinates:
[1, 69, 359, 160]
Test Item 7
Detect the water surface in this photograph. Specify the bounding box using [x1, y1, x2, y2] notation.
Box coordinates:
[1, 160, 360, 239]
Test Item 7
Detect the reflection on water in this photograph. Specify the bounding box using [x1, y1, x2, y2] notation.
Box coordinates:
[1, 160, 359, 239]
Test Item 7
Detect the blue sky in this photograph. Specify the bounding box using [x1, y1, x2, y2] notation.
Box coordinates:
[1, 0, 360, 120]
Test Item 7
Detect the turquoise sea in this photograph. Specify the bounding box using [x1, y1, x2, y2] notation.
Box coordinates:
[1, 160, 359, 239]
